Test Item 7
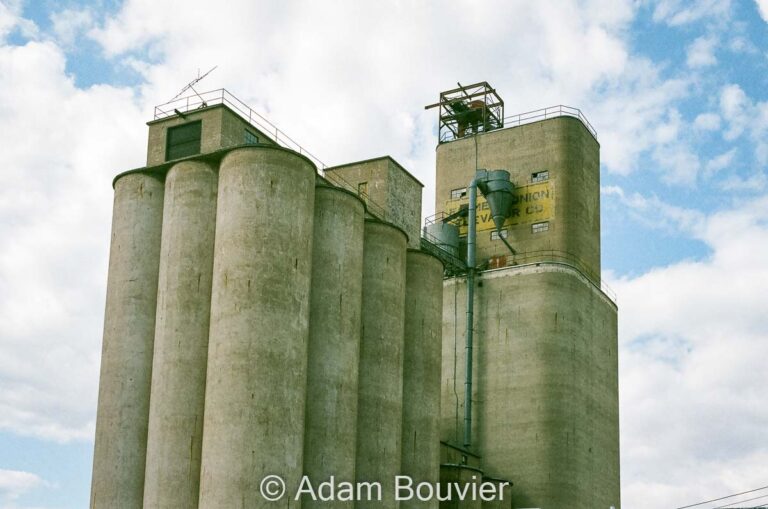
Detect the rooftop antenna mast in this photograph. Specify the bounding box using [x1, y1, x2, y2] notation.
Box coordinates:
[169, 66, 218, 106]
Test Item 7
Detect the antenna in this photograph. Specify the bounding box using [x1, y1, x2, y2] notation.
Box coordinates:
[169, 66, 218, 105]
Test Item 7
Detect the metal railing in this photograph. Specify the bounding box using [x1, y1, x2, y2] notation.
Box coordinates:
[419, 230, 466, 275]
[439, 104, 597, 143]
[153, 89, 405, 223]
[490, 249, 617, 303]
[154, 89, 327, 170]
[503, 105, 597, 139]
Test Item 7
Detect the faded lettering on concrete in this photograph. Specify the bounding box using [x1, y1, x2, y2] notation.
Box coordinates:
[445, 180, 554, 233]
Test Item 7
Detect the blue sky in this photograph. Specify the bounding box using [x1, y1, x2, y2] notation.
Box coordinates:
[1, 1, 767, 508]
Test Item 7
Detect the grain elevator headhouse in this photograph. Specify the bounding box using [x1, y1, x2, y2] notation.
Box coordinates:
[427, 82, 621, 509]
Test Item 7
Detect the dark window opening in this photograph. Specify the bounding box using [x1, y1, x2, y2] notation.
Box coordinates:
[166, 121, 202, 161]
[245, 130, 259, 145]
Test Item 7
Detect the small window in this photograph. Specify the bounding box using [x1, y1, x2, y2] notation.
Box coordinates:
[531, 170, 549, 183]
[451, 187, 467, 199]
[491, 229, 508, 241]
[244, 130, 259, 145]
[166, 121, 202, 161]
[357, 182, 368, 199]
[532, 221, 549, 234]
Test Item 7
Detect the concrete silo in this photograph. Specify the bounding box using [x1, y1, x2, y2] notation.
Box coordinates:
[197, 147, 316, 508]
[91, 172, 164, 509]
[303, 185, 365, 509]
[142, 161, 218, 508]
[355, 219, 407, 509]
[401, 249, 444, 509]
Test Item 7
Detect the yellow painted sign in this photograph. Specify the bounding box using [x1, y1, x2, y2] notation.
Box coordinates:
[445, 181, 554, 235]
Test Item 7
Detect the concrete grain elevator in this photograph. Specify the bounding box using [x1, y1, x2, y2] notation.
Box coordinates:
[90, 84, 619, 509]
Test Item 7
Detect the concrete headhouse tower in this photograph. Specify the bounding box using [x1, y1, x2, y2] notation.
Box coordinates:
[427, 82, 620, 508]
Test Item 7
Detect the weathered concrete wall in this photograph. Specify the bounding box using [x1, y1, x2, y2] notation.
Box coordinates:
[325, 158, 389, 216]
[439, 275, 472, 450]
[142, 161, 218, 509]
[220, 106, 274, 148]
[356, 219, 407, 509]
[401, 250, 444, 509]
[91, 173, 164, 509]
[441, 265, 620, 509]
[198, 147, 316, 508]
[303, 185, 365, 508]
[386, 159, 423, 250]
[435, 117, 601, 281]
[325, 156, 423, 249]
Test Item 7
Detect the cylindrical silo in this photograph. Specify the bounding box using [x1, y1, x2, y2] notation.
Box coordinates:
[401, 249, 443, 509]
[355, 219, 407, 509]
[90, 172, 164, 509]
[198, 147, 316, 508]
[142, 161, 218, 509]
[303, 185, 365, 508]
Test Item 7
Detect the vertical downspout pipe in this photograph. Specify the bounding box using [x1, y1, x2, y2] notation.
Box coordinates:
[463, 178, 477, 449]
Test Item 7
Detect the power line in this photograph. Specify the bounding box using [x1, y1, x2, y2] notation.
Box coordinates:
[675, 485, 768, 509]
[714, 492, 768, 508]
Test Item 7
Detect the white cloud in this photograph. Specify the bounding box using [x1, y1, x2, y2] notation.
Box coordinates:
[720, 171, 767, 192]
[720, 83, 750, 140]
[0, 39, 146, 442]
[0, 1, 37, 42]
[583, 59, 690, 175]
[728, 35, 759, 54]
[693, 112, 721, 131]
[601, 185, 706, 235]
[609, 194, 768, 508]
[653, 0, 733, 26]
[720, 84, 768, 163]
[50, 8, 94, 48]
[756, 0, 768, 22]
[686, 35, 718, 68]
[704, 147, 737, 174]
[0, 469, 44, 501]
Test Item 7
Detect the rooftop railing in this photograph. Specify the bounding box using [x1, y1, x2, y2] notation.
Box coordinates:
[154, 89, 328, 170]
[503, 105, 597, 139]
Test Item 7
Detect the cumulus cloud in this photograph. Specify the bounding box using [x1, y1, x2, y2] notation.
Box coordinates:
[704, 147, 737, 175]
[693, 112, 721, 131]
[756, 0, 768, 23]
[0, 38, 146, 442]
[0, 1, 37, 42]
[653, 0, 733, 26]
[720, 172, 767, 192]
[0, 469, 45, 501]
[50, 8, 95, 48]
[607, 194, 768, 509]
[686, 35, 718, 68]
[720, 84, 768, 163]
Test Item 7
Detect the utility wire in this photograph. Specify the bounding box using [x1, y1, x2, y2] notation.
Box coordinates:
[714, 492, 768, 508]
[675, 485, 768, 509]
